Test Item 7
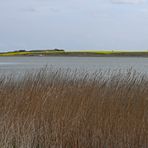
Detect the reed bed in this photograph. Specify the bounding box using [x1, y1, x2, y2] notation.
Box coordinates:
[0, 68, 148, 148]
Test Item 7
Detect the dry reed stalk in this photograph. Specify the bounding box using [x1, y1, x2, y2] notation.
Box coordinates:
[0, 68, 147, 147]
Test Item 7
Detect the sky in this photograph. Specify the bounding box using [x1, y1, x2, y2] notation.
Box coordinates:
[0, 0, 148, 51]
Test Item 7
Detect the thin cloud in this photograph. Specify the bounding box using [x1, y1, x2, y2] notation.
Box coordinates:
[20, 8, 37, 13]
[111, 0, 145, 4]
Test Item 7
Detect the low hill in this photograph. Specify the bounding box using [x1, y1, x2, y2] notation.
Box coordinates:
[0, 50, 148, 57]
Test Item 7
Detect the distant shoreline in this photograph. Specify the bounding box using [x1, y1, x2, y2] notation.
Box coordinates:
[1, 50, 148, 57]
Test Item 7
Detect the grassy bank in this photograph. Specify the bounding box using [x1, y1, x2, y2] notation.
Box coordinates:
[0, 68, 148, 147]
[1, 50, 148, 57]
[0, 50, 65, 56]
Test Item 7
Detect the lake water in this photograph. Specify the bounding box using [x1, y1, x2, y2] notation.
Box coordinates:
[0, 56, 148, 75]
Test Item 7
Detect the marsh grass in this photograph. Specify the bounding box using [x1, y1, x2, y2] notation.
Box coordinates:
[0, 68, 148, 147]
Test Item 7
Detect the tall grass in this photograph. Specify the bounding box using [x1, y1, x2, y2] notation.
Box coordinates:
[0, 68, 148, 147]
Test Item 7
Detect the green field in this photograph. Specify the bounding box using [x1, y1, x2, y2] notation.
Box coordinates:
[0, 49, 148, 57]
[0, 50, 65, 56]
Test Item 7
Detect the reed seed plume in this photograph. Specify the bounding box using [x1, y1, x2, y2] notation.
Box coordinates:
[0, 67, 148, 147]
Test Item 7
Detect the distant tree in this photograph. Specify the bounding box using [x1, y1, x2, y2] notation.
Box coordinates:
[18, 50, 26, 52]
[54, 48, 65, 51]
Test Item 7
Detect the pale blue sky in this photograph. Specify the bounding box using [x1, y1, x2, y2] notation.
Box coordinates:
[0, 0, 148, 51]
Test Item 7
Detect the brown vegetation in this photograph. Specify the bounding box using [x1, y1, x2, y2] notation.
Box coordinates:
[0, 68, 148, 147]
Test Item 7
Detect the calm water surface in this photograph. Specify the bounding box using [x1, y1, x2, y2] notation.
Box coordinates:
[0, 56, 148, 75]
